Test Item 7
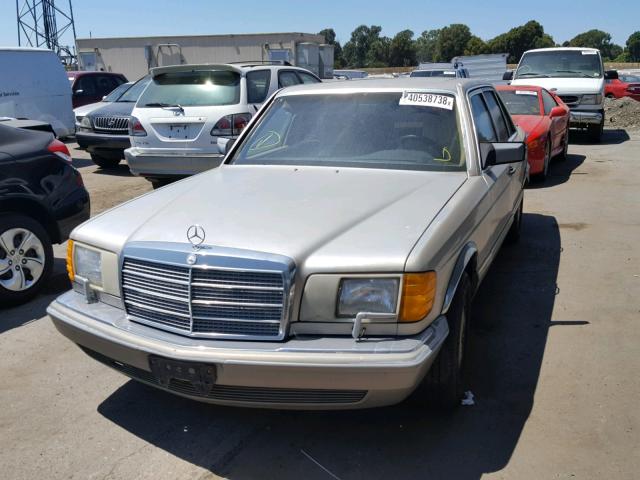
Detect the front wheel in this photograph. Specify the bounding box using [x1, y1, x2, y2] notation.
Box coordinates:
[587, 120, 603, 143]
[424, 273, 471, 409]
[90, 153, 121, 169]
[0, 215, 53, 307]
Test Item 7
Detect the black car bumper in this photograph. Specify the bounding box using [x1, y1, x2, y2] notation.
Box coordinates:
[76, 131, 130, 158]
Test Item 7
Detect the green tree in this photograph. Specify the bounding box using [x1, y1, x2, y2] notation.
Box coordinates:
[367, 36, 391, 67]
[389, 29, 417, 67]
[568, 29, 621, 60]
[627, 31, 640, 61]
[487, 20, 556, 63]
[342, 25, 386, 67]
[318, 28, 344, 68]
[435, 24, 472, 62]
[415, 29, 440, 63]
[464, 36, 488, 56]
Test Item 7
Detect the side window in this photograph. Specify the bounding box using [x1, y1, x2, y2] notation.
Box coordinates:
[75, 76, 97, 96]
[296, 71, 321, 84]
[483, 91, 510, 141]
[246, 70, 271, 104]
[96, 76, 117, 96]
[541, 90, 558, 115]
[278, 71, 301, 88]
[470, 93, 497, 143]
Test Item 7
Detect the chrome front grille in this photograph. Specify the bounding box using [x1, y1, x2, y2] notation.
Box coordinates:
[93, 116, 129, 133]
[122, 257, 287, 339]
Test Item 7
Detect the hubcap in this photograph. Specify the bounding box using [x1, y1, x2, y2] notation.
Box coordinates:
[0, 228, 45, 292]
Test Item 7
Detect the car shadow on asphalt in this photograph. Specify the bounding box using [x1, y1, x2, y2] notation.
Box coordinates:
[570, 128, 630, 145]
[96, 213, 561, 480]
[0, 258, 70, 335]
[527, 153, 586, 189]
[91, 164, 134, 177]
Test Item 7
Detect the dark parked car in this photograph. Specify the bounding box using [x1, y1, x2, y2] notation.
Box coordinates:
[0, 125, 90, 306]
[76, 76, 151, 168]
[67, 71, 128, 109]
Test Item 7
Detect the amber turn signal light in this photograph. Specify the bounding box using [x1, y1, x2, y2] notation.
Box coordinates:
[399, 272, 437, 322]
[66, 240, 75, 282]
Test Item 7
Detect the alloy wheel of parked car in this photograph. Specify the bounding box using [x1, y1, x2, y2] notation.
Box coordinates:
[0, 215, 53, 306]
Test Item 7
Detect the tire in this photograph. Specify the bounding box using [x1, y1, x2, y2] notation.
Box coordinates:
[535, 141, 552, 182]
[556, 130, 569, 161]
[506, 199, 523, 244]
[587, 120, 603, 143]
[90, 153, 121, 169]
[0, 214, 53, 307]
[605, 93, 615, 99]
[424, 273, 471, 409]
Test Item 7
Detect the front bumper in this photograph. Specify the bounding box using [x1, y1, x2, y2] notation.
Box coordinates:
[47, 290, 448, 409]
[569, 109, 603, 126]
[125, 148, 224, 178]
[76, 131, 130, 156]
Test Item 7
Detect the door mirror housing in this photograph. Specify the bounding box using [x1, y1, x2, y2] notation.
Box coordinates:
[550, 106, 566, 118]
[480, 142, 526, 168]
[604, 70, 619, 80]
[502, 70, 514, 81]
[73, 89, 84, 96]
[217, 137, 236, 156]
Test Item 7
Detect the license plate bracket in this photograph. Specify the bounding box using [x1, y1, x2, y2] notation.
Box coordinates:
[149, 356, 217, 395]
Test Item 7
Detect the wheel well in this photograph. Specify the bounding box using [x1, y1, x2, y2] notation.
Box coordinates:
[0, 198, 60, 243]
[464, 252, 479, 296]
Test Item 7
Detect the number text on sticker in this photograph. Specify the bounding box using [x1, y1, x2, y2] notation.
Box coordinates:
[400, 92, 455, 110]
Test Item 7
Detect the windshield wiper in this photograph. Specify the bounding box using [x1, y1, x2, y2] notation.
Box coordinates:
[517, 72, 550, 78]
[554, 70, 595, 78]
[143, 102, 185, 112]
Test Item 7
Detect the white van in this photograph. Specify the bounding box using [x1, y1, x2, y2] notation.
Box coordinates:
[507, 47, 618, 142]
[0, 47, 75, 137]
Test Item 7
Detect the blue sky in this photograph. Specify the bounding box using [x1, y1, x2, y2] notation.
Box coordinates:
[5, 0, 639, 49]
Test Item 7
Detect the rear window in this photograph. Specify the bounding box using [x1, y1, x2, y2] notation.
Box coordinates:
[497, 90, 541, 115]
[137, 70, 240, 107]
[230, 92, 465, 172]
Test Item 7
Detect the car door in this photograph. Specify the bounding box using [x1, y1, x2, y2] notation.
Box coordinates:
[72, 76, 98, 108]
[541, 89, 564, 151]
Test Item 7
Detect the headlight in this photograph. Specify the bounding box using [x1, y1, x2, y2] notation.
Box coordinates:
[70, 242, 103, 287]
[75, 115, 84, 124]
[79, 116, 93, 131]
[581, 94, 602, 105]
[337, 278, 399, 316]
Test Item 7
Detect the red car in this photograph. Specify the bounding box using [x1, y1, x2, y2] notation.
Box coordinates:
[497, 85, 570, 180]
[605, 73, 640, 101]
[67, 71, 128, 108]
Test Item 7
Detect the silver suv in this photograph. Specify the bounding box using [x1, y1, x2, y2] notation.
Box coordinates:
[125, 62, 321, 188]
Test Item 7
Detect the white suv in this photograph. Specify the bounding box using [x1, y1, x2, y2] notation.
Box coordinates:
[125, 62, 321, 187]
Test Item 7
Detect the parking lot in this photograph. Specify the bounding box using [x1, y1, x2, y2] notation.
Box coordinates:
[0, 128, 638, 479]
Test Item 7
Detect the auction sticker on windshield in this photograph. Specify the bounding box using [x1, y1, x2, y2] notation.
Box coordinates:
[400, 92, 454, 110]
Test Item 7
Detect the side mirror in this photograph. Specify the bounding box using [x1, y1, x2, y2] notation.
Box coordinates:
[502, 70, 514, 81]
[217, 137, 236, 155]
[481, 142, 525, 168]
[550, 106, 565, 118]
[604, 70, 619, 80]
[73, 89, 84, 96]
[102, 95, 107, 101]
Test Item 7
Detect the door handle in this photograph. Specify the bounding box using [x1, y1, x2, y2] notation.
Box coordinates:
[508, 166, 516, 175]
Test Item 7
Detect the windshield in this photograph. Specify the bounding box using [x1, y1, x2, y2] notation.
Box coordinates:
[621, 74, 640, 83]
[137, 70, 240, 107]
[230, 92, 465, 172]
[516, 50, 603, 79]
[118, 76, 151, 102]
[103, 82, 131, 102]
[497, 90, 541, 115]
[411, 70, 456, 78]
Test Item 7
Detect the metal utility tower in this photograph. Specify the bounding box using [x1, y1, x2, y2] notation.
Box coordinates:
[16, 0, 77, 64]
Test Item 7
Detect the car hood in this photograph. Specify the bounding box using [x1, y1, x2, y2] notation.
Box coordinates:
[73, 102, 105, 117]
[511, 115, 546, 137]
[74, 165, 467, 273]
[512, 77, 604, 95]
[88, 101, 136, 118]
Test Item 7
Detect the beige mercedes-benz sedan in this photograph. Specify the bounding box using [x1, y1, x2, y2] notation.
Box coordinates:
[48, 78, 527, 409]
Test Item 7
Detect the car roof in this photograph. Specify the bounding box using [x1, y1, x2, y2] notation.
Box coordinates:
[278, 78, 490, 96]
[150, 63, 312, 77]
[67, 71, 126, 78]
[524, 47, 600, 54]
